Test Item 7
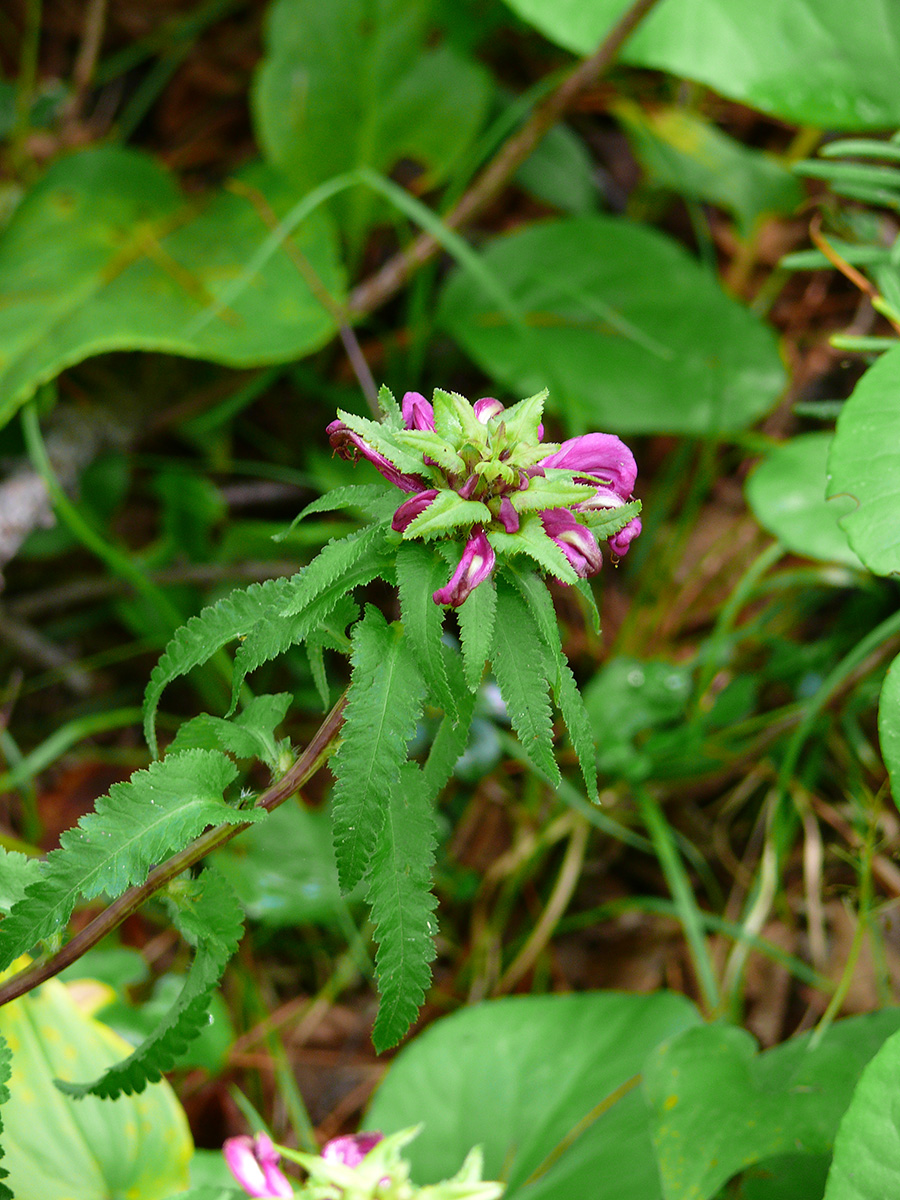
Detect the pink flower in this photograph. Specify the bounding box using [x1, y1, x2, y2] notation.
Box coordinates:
[401, 391, 435, 431]
[321, 1132, 384, 1169]
[541, 509, 604, 578]
[224, 1133, 293, 1199]
[391, 488, 439, 532]
[433, 530, 496, 606]
[542, 433, 637, 499]
[326, 419, 425, 494]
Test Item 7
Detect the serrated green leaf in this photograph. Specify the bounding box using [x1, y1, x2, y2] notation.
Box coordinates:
[456, 576, 497, 691]
[331, 607, 427, 893]
[574, 577, 601, 635]
[395, 428, 467, 477]
[490, 578, 560, 784]
[369, 763, 439, 1052]
[378, 383, 403, 427]
[402, 490, 492, 541]
[395, 542, 456, 718]
[422, 645, 478, 798]
[144, 575, 299, 755]
[307, 641, 330, 709]
[0, 750, 251, 972]
[432, 388, 483, 443]
[230, 524, 393, 704]
[581, 499, 642, 540]
[499, 388, 548, 444]
[506, 567, 597, 801]
[55, 868, 244, 1099]
[0, 848, 42, 916]
[276, 483, 397, 542]
[166, 694, 292, 771]
[488, 513, 579, 584]
[509, 474, 596, 513]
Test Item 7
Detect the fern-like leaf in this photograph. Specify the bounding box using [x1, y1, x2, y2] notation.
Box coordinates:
[0, 1034, 11, 1200]
[490, 577, 560, 785]
[330, 606, 426, 893]
[230, 530, 393, 708]
[144, 575, 298, 755]
[395, 541, 455, 718]
[55, 867, 244, 1098]
[0, 750, 256, 972]
[369, 763, 438, 1052]
[456, 575, 497, 691]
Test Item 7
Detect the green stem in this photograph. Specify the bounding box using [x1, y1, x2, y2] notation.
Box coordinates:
[635, 784, 721, 1015]
[0, 693, 347, 1009]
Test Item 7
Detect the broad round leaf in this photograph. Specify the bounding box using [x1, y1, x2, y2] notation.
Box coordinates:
[746, 433, 864, 569]
[437, 216, 785, 435]
[828, 345, 900, 576]
[0, 147, 344, 428]
[0, 961, 192, 1199]
[364, 991, 700, 1200]
[824, 1025, 900, 1198]
[502, 0, 900, 130]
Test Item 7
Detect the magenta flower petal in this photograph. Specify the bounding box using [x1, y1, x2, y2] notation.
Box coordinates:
[541, 509, 603, 578]
[321, 1132, 384, 1169]
[497, 496, 520, 533]
[224, 1135, 293, 1199]
[542, 433, 637, 498]
[391, 488, 439, 532]
[433, 529, 495, 606]
[473, 397, 505, 422]
[609, 515, 642, 557]
[401, 391, 435, 431]
[327, 419, 425, 494]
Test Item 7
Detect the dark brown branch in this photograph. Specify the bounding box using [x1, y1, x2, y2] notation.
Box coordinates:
[348, 0, 664, 317]
[0, 692, 347, 1009]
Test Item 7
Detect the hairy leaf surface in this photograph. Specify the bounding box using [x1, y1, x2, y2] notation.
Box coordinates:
[331, 607, 427, 893]
[55, 868, 244, 1098]
[369, 763, 438, 1052]
[490, 578, 560, 784]
[0, 751, 250, 972]
[144, 575, 299, 754]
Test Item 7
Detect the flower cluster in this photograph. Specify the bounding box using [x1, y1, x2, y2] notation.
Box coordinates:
[223, 1127, 504, 1200]
[327, 387, 640, 607]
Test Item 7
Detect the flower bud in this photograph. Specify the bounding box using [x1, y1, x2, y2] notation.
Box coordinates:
[541, 509, 603, 578]
[433, 530, 495, 606]
[321, 1132, 384, 1169]
[401, 391, 436, 431]
[391, 489, 440, 532]
[223, 1133, 293, 1199]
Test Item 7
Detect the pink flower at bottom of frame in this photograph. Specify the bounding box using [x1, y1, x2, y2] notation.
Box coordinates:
[321, 1132, 384, 1169]
[223, 1133, 293, 1199]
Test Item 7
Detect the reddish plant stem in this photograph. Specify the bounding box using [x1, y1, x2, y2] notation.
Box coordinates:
[0, 693, 347, 1009]
[348, 0, 664, 317]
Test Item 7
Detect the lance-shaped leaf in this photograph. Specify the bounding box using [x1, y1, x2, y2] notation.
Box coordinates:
[488, 513, 579, 585]
[144, 574, 299, 755]
[331, 606, 427, 892]
[0, 750, 251, 972]
[422, 646, 479, 799]
[396, 541, 456, 718]
[507, 567, 598, 802]
[276, 482, 397, 542]
[56, 868, 244, 1099]
[456, 575, 497, 692]
[490, 577, 560, 785]
[369, 762, 439, 1052]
